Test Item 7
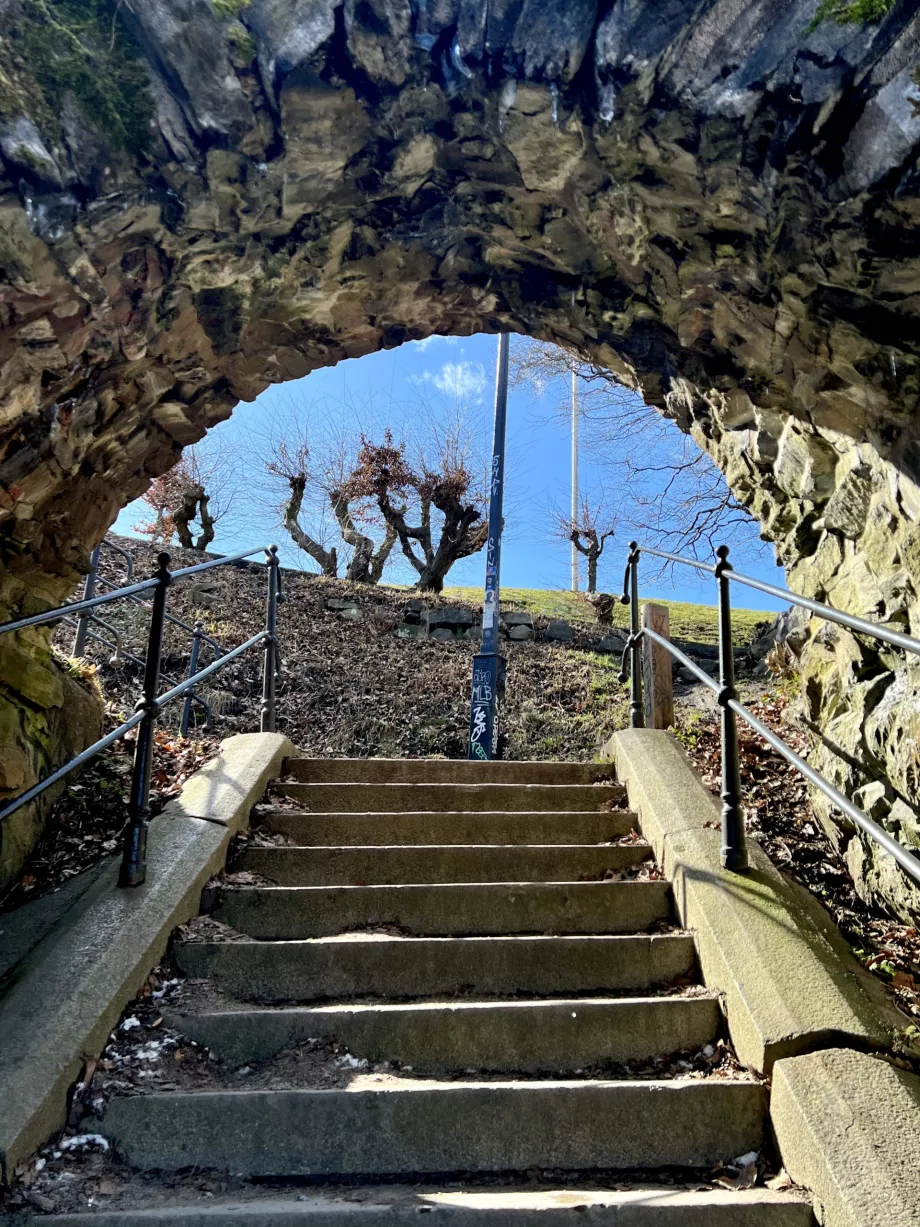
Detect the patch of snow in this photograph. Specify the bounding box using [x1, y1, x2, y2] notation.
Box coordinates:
[58, 1134, 109, 1153]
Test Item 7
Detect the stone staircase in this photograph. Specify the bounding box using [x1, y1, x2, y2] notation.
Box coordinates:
[62, 759, 815, 1222]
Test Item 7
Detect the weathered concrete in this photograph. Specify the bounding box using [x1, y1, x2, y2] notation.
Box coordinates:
[0, 855, 111, 985]
[100, 1081, 767, 1176]
[272, 783, 627, 813]
[772, 1049, 920, 1227]
[283, 759, 616, 785]
[168, 735, 297, 827]
[235, 842, 651, 886]
[176, 933, 698, 1003]
[0, 733, 293, 1182]
[260, 810, 638, 846]
[6, 1184, 816, 1225]
[169, 995, 720, 1071]
[607, 729, 904, 1072]
[211, 881, 672, 940]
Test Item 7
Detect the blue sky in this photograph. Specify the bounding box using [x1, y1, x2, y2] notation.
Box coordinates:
[114, 334, 790, 614]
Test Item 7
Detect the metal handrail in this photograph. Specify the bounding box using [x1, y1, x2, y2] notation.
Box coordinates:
[1, 578, 159, 636]
[62, 616, 215, 730]
[619, 540, 920, 886]
[157, 629, 267, 708]
[92, 572, 226, 655]
[100, 537, 134, 584]
[0, 544, 282, 888]
[69, 540, 230, 735]
[171, 546, 268, 579]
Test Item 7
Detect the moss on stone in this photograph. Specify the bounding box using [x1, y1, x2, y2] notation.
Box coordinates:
[4, 0, 154, 155]
[807, 0, 897, 32]
[212, 0, 250, 17]
[227, 21, 258, 68]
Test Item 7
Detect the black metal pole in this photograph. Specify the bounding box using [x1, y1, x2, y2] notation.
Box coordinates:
[72, 545, 101, 657]
[180, 621, 203, 737]
[628, 542, 644, 729]
[119, 552, 171, 888]
[715, 544, 748, 872]
[261, 545, 280, 734]
[468, 334, 509, 761]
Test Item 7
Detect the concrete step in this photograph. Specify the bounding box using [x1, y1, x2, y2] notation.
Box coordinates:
[26, 1186, 817, 1225]
[100, 1080, 767, 1176]
[282, 758, 617, 785]
[210, 881, 673, 940]
[168, 995, 720, 1071]
[270, 783, 626, 813]
[257, 810, 638, 846]
[234, 843, 652, 886]
[175, 933, 697, 1002]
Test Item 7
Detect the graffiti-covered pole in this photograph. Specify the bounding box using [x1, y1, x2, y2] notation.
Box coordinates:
[468, 333, 509, 760]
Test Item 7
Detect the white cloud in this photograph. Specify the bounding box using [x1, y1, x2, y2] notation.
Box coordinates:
[422, 360, 485, 400]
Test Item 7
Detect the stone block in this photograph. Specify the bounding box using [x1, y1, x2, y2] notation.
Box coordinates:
[509, 625, 533, 640]
[163, 733, 295, 830]
[597, 633, 626, 653]
[544, 620, 574, 642]
[427, 607, 474, 629]
[772, 1048, 920, 1227]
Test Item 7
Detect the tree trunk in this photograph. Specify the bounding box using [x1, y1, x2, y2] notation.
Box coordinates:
[368, 521, 399, 583]
[283, 475, 338, 576]
[587, 551, 598, 593]
[331, 489, 396, 584]
[173, 484, 215, 552]
[414, 505, 487, 591]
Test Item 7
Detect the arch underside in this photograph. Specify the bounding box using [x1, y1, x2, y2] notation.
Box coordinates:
[1, 0, 920, 910]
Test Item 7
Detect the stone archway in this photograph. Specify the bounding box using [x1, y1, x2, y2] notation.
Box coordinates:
[2, 0, 920, 909]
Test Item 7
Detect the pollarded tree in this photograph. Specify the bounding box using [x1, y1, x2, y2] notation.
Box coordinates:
[134, 446, 230, 551]
[344, 430, 488, 592]
[554, 497, 617, 593]
[267, 440, 398, 583]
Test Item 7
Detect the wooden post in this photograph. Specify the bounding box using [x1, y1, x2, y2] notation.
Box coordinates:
[642, 603, 674, 730]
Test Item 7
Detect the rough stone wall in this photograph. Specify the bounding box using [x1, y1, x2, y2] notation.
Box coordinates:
[1, 0, 920, 908]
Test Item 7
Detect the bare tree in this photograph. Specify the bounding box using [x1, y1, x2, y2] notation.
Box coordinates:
[344, 430, 488, 592]
[554, 496, 617, 593]
[134, 442, 236, 552]
[512, 339, 764, 564]
[173, 477, 216, 552]
[266, 440, 398, 582]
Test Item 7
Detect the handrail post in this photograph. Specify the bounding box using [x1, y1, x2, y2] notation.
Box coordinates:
[72, 545, 101, 657]
[119, 552, 171, 888]
[624, 542, 645, 729]
[180, 621, 203, 737]
[715, 545, 747, 873]
[261, 545, 280, 734]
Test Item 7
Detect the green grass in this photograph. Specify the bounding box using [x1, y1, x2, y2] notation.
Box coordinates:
[440, 587, 768, 647]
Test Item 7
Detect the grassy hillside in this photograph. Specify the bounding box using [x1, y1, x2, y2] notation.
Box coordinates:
[442, 586, 767, 646]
